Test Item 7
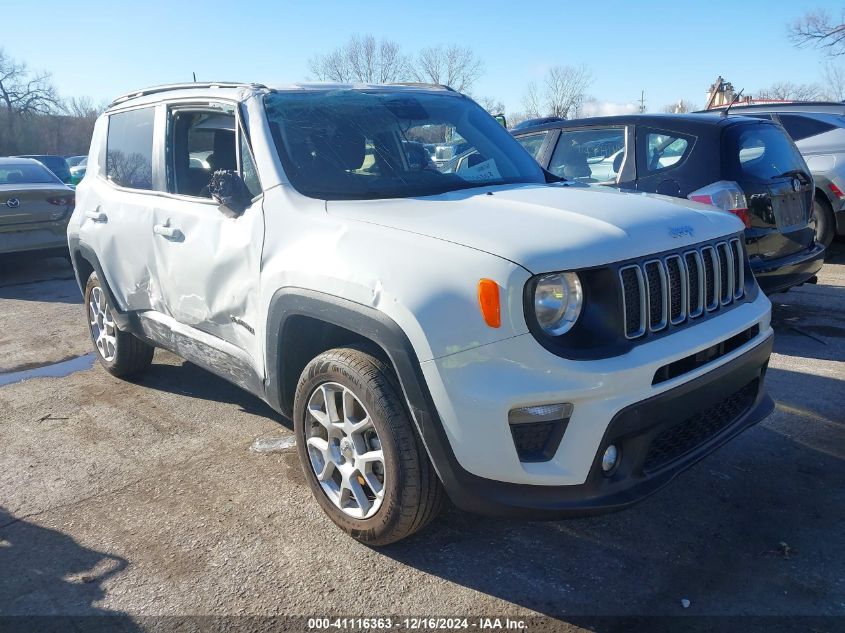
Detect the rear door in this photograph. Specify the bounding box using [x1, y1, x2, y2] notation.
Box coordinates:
[76, 104, 164, 312]
[723, 121, 815, 261]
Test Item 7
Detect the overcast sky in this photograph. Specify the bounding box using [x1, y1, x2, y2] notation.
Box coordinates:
[4, 0, 842, 114]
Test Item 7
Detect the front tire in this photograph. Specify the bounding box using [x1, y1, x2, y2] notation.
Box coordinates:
[294, 347, 444, 545]
[84, 272, 154, 377]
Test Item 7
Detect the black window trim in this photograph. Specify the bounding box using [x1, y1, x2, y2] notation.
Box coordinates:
[98, 97, 263, 204]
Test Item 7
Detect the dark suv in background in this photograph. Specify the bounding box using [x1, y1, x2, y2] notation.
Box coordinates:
[513, 114, 825, 294]
[14, 155, 73, 185]
[703, 102, 845, 248]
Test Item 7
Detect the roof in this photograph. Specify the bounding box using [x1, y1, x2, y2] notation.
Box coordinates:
[0, 157, 43, 165]
[108, 81, 457, 109]
[511, 112, 772, 134]
[701, 101, 845, 114]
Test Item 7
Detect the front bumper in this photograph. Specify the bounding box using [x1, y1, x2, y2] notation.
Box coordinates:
[430, 335, 774, 518]
[751, 241, 825, 294]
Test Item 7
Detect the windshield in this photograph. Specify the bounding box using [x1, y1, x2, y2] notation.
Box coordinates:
[0, 163, 62, 185]
[264, 90, 546, 200]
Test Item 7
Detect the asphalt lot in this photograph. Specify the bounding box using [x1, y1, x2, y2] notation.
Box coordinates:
[0, 244, 843, 630]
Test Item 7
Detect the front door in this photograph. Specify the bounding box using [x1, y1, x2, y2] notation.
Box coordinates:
[150, 101, 265, 363]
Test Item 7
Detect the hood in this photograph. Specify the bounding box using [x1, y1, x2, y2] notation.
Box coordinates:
[327, 183, 745, 273]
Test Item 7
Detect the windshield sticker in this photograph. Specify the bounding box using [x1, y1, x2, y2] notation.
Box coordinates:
[458, 158, 501, 182]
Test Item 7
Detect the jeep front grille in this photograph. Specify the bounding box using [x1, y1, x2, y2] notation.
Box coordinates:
[620, 238, 745, 339]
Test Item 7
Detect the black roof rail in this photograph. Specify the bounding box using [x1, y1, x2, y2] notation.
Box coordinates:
[109, 82, 267, 107]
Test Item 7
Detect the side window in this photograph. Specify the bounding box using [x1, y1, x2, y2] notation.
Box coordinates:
[549, 127, 626, 183]
[106, 107, 155, 190]
[643, 131, 692, 173]
[776, 114, 836, 142]
[515, 132, 548, 159]
[168, 107, 236, 198]
[240, 131, 262, 198]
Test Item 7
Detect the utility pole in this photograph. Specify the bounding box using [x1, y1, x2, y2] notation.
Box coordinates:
[638, 90, 646, 113]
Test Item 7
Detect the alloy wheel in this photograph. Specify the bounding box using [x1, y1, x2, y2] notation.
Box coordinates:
[88, 286, 117, 362]
[305, 382, 386, 519]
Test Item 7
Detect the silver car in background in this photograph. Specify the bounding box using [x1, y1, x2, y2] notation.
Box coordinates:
[0, 157, 76, 256]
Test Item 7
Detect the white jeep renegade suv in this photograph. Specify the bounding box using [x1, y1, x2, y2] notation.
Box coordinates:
[68, 82, 775, 544]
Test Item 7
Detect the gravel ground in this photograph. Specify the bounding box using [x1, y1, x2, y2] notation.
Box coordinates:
[0, 246, 843, 631]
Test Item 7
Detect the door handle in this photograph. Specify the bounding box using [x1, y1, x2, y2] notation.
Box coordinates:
[85, 210, 108, 223]
[153, 223, 184, 241]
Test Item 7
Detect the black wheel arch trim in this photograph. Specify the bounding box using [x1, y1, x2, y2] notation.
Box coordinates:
[68, 237, 135, 330]
[264, 287, 475, 501]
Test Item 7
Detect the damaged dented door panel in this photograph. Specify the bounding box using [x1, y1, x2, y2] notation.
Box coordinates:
[78, 104, 165, 312]
[150, 100, 265, 362]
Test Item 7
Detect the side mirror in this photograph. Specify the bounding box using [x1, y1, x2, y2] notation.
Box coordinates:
[494, 113, 507, 128]
[208, 170, 251, 217]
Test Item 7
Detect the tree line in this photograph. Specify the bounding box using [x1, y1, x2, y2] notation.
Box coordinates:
[2, 7, 844, 156]
[0, 48, 106, 155]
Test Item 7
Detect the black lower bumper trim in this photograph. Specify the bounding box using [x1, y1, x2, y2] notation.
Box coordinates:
[440, 334, 774, 518]
[752, 242, 825, 294]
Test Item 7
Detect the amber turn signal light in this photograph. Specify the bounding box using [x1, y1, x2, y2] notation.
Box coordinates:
[478, 278, 501, 328]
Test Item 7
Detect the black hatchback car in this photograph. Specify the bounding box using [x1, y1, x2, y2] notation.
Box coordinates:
[512, 114, 825, 294]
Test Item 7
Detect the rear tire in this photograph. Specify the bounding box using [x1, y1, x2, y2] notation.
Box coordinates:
[84, 272, 154, 377]
[294, 346, 444, 545]
[812, 195, 835, 249]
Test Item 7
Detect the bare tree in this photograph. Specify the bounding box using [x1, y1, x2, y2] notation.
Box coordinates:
[756, 81, 824, 101]
[820, 63, 845, 100]
[521, 81, 541, 118]
[0, 48, 59, 151]
[543, 65, 592, 118]
[308, 35, 411, 84]
[519, 66, 593, 120]
[414, 45, 483, 93]
[789, 9, 845, 56]
[475, 96, 505, 114]
[662, 99, 696, 113]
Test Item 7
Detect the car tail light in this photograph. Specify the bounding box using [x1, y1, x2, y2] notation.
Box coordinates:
[688, 181, 750, 228]
[47, 196, 75, 206]
[829, 182, 844, 199]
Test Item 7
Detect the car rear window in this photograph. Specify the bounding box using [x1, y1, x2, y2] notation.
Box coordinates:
[724, 123, 809, 182]
[0, 163, 61, 185]
[776, 114, 837, 142]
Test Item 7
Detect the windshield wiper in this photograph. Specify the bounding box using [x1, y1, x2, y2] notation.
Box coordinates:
[776, 169, 809, 181]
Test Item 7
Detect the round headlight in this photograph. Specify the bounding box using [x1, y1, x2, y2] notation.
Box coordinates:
[533, 272, 583, 336]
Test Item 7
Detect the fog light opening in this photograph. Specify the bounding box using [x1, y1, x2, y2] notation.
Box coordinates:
[601, 444, 620, 475]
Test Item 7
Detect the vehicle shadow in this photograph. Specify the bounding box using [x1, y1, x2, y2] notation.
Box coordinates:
[133, 356, 292, 430]
[769, 287, 845, 363]
[0, 506, 138, 629]
[379, 370, 844, 621]
[0, 254, 79, 305]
